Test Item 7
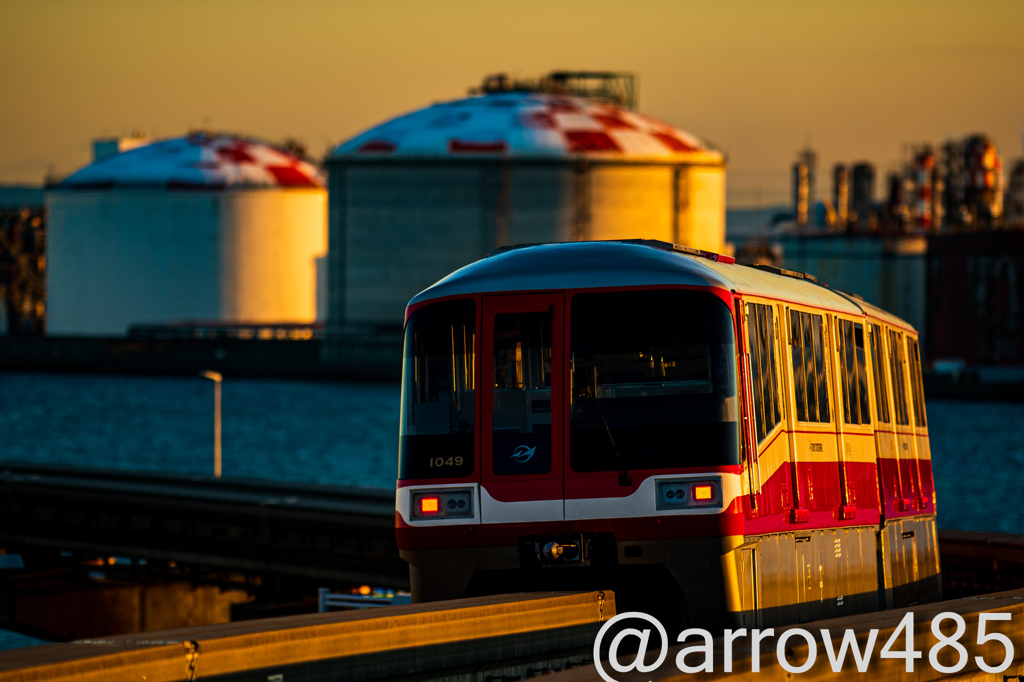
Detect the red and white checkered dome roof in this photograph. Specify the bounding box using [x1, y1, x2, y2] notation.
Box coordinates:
[332, 92, 722, 161]
[60, 133, 322, 189]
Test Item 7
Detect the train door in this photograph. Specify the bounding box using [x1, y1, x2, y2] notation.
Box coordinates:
[886, 327, 922, 607]
[906, 336, 932, 514]
[868, 322, 902, 518]
[831, 315, 876, 521]
[741, 299, 795, 624]
[742, 300, 788, 518]
[783, 306, 843, 520]
[903, 337, 941, 603]
[480, 294, 565, 524]
[887, 329, 920, 510]
[737, 300, 760, 513]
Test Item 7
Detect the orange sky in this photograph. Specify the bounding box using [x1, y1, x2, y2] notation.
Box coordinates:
[1, 0, 1022, 207]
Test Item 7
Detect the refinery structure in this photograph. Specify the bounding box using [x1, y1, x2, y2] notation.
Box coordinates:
[783, 135, 1010, 234]
[0, 187, 45, 336]
[745, 133, 1024, 385]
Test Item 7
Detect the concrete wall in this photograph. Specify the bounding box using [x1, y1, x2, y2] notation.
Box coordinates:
[46, 188, 326, 335]
[11, 579, 250, 640]
[927, 231, 1024, 365]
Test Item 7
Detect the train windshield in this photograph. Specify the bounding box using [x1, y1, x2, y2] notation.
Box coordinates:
[569, 289, 739, 472]
[399, 299, 476, 480]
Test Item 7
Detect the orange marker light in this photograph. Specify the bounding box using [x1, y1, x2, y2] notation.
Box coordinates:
[693, 485, 713, 501]
[419, 496, 441, 514]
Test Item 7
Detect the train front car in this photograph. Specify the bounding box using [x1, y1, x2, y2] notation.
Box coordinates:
[395, 241, 745, 627]
[394, 240, 940, 629]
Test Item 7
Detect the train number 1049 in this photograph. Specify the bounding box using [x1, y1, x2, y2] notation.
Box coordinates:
[428, 456, 464, 468]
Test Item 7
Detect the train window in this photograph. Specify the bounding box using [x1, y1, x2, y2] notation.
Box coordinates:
[491, 311, 553, 476]
[907, 337, 928, 427]
[838, 319, 871, 425]
[746, 302, 781, 443]
[398, 299, 476, 480]
[888, 330, 911, 426]
[789, 310, 831, 423]
[870, 324, 891, 424]
[569, 290, 739, 472]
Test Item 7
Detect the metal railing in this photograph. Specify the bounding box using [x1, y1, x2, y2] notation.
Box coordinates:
[317, 587, 412, 612]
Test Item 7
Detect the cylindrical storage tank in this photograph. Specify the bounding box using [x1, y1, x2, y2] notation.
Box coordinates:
[325, 91, 725, 328]
[46, 134, 326, 336]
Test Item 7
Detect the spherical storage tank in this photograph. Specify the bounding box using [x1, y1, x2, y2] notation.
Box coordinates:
[326, 90, 726, 328]
[46, 134, 326, 336]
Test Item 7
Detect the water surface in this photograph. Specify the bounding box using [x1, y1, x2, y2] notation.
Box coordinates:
[1, 372, 1022, 650]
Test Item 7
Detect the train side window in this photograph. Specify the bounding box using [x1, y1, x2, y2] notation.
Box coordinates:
[888, 330, 911, 426]
[870, 323, 891, 424]
[789, 310, 830, 423]
[746, 302, 780, 443]
[838, 319, 871, 425]
[907, 337, 928, 427]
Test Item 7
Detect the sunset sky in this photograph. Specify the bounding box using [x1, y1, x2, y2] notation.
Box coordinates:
[2, 0, 1022, 207]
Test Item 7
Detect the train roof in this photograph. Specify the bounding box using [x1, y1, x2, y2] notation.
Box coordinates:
[409, 240, 915, 332]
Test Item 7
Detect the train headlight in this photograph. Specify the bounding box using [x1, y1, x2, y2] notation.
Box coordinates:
[656, 477, 722, 510]
[411, 489, 474, 519]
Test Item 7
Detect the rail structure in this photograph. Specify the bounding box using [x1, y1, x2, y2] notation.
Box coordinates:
[938, 529, 1024, 599]
[0, 592, 611, 682]
[0, 463, 406, 586]
[8, 586, 1024, 680]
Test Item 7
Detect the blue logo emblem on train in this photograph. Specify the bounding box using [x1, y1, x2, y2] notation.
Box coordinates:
[511, 445, 536, 463]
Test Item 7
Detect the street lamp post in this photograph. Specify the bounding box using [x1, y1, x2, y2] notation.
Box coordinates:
[199, 370, 223, 477]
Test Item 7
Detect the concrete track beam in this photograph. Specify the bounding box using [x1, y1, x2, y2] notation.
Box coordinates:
[0, 591, 614, 682]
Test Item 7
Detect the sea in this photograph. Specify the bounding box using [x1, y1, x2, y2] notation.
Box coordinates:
[1, 370, 1022, 649]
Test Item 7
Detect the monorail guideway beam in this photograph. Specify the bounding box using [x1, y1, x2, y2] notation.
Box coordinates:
[0, 591, 614, 682]
[0, 464, 407, 586]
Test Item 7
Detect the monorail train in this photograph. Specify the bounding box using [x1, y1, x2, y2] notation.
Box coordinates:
[395, 240, 940, 628]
